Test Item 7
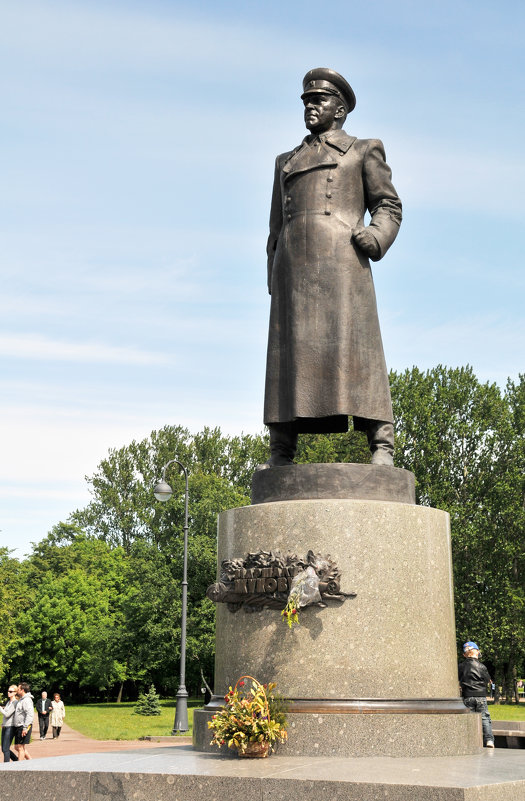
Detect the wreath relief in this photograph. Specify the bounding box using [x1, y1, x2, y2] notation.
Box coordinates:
[206, 549, 356, 624]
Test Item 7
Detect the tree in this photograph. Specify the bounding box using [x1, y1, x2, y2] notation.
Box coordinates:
[71, 426, 267, 552]
[69, 426, 268, 696]
[5, 530, 128, 697]
[0, 548, 25, 684]
[295, 428, 370, 464]
[390, 366, 525, 694]
[134, 684, 161, 716]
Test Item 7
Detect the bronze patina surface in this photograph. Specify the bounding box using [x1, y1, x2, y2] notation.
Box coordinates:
[252, 463, 415, 504]
[263, 68, 402, 467]
[206, 548, 356, 612]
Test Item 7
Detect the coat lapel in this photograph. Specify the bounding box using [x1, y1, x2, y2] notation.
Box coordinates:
[282, 130, 356, 180]
[282, 141, 337, 179]
[324, 129, 356, 154]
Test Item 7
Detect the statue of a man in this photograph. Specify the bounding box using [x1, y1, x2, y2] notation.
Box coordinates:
[262, 68, 402, 467]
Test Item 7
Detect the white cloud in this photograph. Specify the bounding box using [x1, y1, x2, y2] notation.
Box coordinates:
[0, 334, 172, 365]
[0, 485, 83, 501]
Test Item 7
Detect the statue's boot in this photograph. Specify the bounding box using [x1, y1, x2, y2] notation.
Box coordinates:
[257, 422, 298, 469]
[367, 420, 395, 466]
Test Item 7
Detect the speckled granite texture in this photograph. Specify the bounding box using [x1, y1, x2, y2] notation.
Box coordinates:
[194, 707, 481, 757]
[2, 749, 525, 801]
[213, 499, 459, 699]
[194, 498, 481, 757]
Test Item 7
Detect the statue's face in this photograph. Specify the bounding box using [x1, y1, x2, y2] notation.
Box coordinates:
[303, 93, 344, 133]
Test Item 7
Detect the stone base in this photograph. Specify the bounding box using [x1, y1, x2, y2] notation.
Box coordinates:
[3, 748, 525, 801]
[194, 706, 481, 757]
[251, 463, 415, 504]
[213, 499, 461, 700]
[208, 487, 479, 758]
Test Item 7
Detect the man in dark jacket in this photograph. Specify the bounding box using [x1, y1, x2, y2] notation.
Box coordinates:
[458, 641, 494, 747]
[36, 691, 52, 740]
[263, 68, 402, 467]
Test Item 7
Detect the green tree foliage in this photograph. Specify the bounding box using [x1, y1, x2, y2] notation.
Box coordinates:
[1, 427, 268, 700]
[0, 548, 25, 681]
[390, 367, 525, 696]
[71, 426, 267, 551]
[5, 528, 128, 693]
[66, 426, 267, 697]
[295, 429, 370, 464]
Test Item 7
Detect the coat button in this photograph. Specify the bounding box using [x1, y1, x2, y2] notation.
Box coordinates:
[324, 210, 331, 215]
[327, 176, 333, 182]
[326, 192, 332, 198]
[287, 214, 292, 220]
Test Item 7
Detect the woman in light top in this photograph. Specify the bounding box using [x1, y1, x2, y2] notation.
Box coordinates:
[50, 692, 65, 739]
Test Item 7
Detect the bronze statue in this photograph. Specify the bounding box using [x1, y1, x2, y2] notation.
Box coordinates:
[262, 68, 402, 467]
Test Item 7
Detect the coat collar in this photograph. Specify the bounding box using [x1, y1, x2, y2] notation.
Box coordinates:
[321, 129, 356, 153]
[282, 129, 356, 178]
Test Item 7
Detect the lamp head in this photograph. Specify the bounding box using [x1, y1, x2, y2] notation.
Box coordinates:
[153, 480, 173, 502]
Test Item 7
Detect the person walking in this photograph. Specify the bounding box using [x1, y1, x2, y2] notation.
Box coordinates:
[13, 682, 34, 760]
[50, 692, 65, 738]
[458, 641, 494, 747]
[1, 685, 19, 762]
[36, 691, 52, 740]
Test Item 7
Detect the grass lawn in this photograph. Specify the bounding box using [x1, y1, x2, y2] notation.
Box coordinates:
[66, 699, 203, 740]
[488, 702, 525, 721]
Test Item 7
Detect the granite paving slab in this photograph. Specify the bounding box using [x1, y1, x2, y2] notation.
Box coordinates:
[2, 746, 525, 801]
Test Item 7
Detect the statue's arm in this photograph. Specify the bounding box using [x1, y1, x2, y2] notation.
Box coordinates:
[361, 139, 402, 261]
[266, 157, 283, 294]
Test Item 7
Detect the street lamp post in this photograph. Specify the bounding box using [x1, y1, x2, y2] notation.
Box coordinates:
[153, 459, 189, 733]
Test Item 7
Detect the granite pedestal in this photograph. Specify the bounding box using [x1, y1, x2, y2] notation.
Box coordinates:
[3, 748, 525, 801]
[194, 464, 480, 757]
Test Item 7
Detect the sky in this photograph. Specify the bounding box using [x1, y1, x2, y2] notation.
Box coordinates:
[1, 0, 524, 559]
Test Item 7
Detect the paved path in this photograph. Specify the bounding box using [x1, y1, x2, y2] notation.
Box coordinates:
[12, 715, 191, 762]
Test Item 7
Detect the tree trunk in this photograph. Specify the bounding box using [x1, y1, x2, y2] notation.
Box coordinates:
[503, 661, 517, 704]
[116, 681, 124, 704]
[512, 663, 520, 704]
[494, 664, 504, 704]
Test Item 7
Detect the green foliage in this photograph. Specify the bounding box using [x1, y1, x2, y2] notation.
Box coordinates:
[266, 685, 291, 728]
[66, 425, 268, 697]
[0, 548, 25, 680]
[5, 532, 128, 691]
[295, 428, 369, 464]
[390, 367, 525, 688]
[134, 684, 161, 716]
[71, 426, 267, 553]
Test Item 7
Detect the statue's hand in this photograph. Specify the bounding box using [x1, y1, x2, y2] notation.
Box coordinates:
[352, 227, 381, 260]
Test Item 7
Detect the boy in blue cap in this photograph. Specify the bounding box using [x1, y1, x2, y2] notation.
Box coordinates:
[458, 641, 494, 747]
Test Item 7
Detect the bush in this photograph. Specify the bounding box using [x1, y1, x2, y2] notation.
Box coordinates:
[134, 684, 161, 716]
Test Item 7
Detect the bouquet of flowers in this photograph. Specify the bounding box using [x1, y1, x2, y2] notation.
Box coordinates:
[281, 565, 322, 628]
[208, 675, 289, 757]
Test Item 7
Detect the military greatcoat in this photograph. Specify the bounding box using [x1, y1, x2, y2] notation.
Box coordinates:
[263, 129, 402, 433]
